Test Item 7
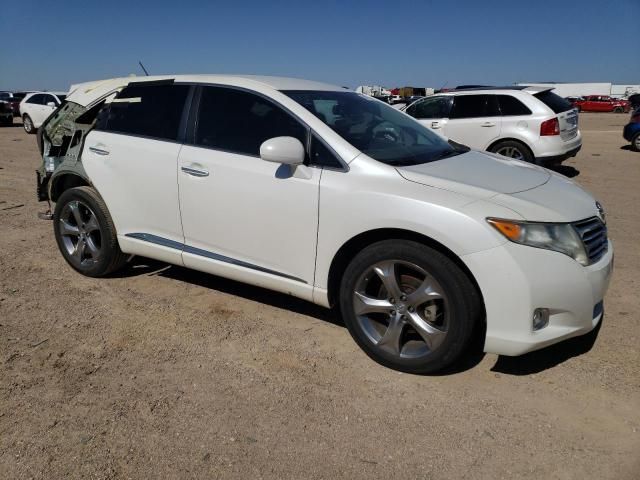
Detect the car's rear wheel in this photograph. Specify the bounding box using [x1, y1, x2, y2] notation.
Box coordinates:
[339, 240, 482, 374]
[489, 140, 534, 164]
[632, 132, 640, 152]
[22, 114, 34, 134]
[613, 107, 624, 113]
[53, 186, 128, 277]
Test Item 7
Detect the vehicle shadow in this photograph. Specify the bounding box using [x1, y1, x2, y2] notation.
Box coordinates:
[620, 145, 634, 151]
[116, 257, 487, 374]
[116, 257, 342, 326]
[548, 164, 580, 178]
[490, 317, 603, 376]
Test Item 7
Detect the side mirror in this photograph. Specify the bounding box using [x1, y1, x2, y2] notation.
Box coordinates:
[260, 136, 305, 165]
[46, 102, 56, 108]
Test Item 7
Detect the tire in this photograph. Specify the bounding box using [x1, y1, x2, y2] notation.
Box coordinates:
[632, 132, 640, 152]
[489, 140, 535, 164]
[53, 186, 128, 277]
[576, 106, 581, 112]
[22, 114, 34, 134]
[339, 240, 482, 374]
[613, 107, 623, 113]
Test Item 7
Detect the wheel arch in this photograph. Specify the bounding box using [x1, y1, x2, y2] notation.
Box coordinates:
[326, 228, 485, 315]
[486, 137, 535, 156]
[49, 172, 92, 202]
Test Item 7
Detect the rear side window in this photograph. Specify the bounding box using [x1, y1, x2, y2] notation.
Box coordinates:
[450, 95, 500, 119]
[195, 86, 307, 156]
[497, 95, 532, 116]
[534, 90, 573, 114]
[103, 83, 190, 141]
[406, 96, 452, 119]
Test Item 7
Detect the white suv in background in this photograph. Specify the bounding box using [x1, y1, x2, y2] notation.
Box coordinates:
[35, 75, 611, 374]
[403, 87, 581, 165]
[20, 91, 67, 133]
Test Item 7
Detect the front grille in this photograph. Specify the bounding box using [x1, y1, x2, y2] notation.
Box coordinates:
[573, 217, 608, 264]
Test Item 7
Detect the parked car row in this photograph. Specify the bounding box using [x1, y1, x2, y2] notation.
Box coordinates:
[401, 86, 581, 166]
[566, 95, 630, 113]
[0, 90, 67, 131]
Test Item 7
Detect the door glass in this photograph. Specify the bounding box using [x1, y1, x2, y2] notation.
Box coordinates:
[195, 87, 308, 157]
[103, 84, 190, 141]
[497, 95, 532, 116]
[450, 95, 491, 119]
[407, 97, 451, 119]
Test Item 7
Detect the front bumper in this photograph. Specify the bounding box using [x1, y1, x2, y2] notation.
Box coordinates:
[462, 240, 613, 356]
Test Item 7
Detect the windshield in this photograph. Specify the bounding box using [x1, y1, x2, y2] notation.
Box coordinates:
[283, 90, 461, 166]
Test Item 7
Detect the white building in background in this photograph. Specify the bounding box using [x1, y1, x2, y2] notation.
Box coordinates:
[516, 82, 640, 99]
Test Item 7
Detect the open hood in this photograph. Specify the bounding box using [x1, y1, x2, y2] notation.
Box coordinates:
[396, 150, 551, 199]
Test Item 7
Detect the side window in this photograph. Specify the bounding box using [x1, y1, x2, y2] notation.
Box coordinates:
[406, 97, 451, 119]
[27, 94, 44, 105]
[498, 95, 532, 116]
[195, 86, 307, 156]
[310, 134, 343, 169]
[43, 95, 56, 106]
[102, 83, 190, 141]
[450, 95, 498, 119]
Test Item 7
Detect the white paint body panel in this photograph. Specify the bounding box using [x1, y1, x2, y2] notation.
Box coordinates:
[70, 75, 612, 358]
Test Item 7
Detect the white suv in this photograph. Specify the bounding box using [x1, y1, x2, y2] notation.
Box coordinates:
[36, 75, 612, 373]
[403, 87, 581, 165]
[20, 91, 67, 134]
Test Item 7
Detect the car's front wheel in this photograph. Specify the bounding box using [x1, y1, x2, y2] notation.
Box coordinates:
[53, 186, 128, 277]
[632, 132, 640, 152]
[339, 240, 482, 374]
[22, 114, 34, 134]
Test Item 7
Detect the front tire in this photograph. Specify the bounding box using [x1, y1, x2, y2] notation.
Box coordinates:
[339, 240, 482, 374]
[489, 140, 535, 164]
[613, 107, 623, 113]
[22, 114, 34, 134]
[53, 186, 128, 277]
[632, 132, 640, 152]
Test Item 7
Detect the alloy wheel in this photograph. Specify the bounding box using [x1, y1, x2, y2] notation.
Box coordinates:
[496, 145, 524, 160]
[58, 200, 103, 267]
[23, 116, 32, 133]
[352, 260, 449, 359]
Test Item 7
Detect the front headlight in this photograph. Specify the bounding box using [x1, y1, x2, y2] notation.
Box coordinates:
[487, 218, 588, 266]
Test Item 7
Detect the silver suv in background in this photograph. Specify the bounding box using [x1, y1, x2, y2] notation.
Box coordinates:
[403, 87, 581, 165]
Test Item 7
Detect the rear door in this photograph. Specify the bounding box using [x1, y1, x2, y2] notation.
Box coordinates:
[82, 82, 191, 264]
[24, 94, 49, 126]
[443, 94, 502, 149]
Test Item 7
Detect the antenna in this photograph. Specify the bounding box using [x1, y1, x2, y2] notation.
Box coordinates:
[138, 61, 150, 76]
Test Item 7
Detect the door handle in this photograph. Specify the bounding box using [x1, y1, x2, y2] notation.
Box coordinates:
[181, 166, 209, 177]
[431, 121, 441, 129]
[481, 122, 496, 127]
[88, 146, 110, 155]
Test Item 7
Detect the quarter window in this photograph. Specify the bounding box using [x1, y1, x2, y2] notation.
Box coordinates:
[310, 134, 343, 169]
[102, 83, 190, 141]
[497, 95, 532, 116]
[195, 86, 307, 157]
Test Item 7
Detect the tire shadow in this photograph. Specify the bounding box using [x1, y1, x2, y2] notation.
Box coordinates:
[491, 316, 603, 376]
[548, 164, 580, 178]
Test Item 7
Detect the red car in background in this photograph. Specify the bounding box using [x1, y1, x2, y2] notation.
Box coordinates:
[574, 95, 630, 113]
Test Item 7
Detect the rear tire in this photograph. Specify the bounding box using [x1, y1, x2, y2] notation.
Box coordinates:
[613, 107, 623, 113]
[339, 240, 482, 374]
[22, 114, 34, 134]
[53, 186, 128, 277]
[489, 140, 535, 164]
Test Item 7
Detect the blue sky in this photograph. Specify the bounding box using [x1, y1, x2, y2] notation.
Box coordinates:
[1, 0, 638, 91]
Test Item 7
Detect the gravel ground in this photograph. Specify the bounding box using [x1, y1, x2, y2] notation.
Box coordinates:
[1, 113, 638, 479]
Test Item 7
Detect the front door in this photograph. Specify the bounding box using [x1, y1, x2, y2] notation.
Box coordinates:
[177, 86, 320, 298]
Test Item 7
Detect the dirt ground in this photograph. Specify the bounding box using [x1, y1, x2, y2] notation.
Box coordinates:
[1, 113, 638, 480]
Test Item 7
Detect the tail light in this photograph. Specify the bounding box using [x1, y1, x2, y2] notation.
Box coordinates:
[540, 117, 560, 136]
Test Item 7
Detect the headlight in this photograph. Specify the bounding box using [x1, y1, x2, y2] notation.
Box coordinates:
[487, 218, 588, 266]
